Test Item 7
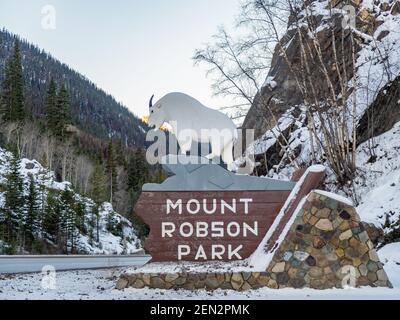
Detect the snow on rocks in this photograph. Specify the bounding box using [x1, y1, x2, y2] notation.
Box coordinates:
[262, 76, 277, 89]
[315, 190, 353, 206]
[0, 147, 142, 255]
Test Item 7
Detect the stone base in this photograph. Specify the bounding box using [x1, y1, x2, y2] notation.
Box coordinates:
[116, 271, 275, 291]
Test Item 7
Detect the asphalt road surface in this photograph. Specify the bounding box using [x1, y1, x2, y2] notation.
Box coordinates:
[0, 254, 151, 274]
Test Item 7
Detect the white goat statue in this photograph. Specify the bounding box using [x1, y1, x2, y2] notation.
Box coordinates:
[147, 92, 237, 170]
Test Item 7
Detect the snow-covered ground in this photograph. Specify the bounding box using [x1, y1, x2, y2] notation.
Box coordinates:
[355, 121, 400, 226]
[0, 242, 399, 300]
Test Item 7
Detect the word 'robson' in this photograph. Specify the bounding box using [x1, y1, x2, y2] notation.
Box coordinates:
[162, 221, 258, 238]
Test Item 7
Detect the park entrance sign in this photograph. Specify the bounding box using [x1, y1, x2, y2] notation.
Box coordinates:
[136, 191, 290, 261]
[122, 158, 394, 290]
[119, 93, 392, 290]
[134, 156, 322, 262]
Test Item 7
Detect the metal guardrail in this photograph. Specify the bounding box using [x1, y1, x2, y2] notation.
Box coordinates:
[0, 254, 152, 274]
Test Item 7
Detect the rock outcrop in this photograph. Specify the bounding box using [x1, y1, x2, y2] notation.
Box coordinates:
[243, 0, 394, 140]
[357, 75, 400, 145]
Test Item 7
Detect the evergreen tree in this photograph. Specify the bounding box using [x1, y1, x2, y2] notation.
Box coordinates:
[3, 154, 25, 246]
[0, 40, 25, 122]
[42, 189, 60, 241]
[106, 141, 117, 204]
[45, 78, 57, 132]
[37, 172, 48, 237]
[127, 149, 153, 241]
[56, 83, 72, 137]
[74, 200, 86, 235]
[44, 80, 71, 137]
[106, 209, 121, 237]
[89, 163, 107, 243]
[90, 204, 100, 243]
[90, 162, 107, 205]
[59, 189, 78, 253]
[25, 175, 40, 247]
[127, 148, 149, 203]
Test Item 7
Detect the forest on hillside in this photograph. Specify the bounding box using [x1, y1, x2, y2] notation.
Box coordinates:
[0, 35, 162, 254]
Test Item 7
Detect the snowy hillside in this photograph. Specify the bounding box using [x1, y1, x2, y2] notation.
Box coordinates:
[238, 0, 400, 243]
[355, 121, 400, 228]
[0, 147, 142, 255]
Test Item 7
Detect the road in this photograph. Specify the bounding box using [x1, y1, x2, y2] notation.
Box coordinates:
[0, 254, 151, 274]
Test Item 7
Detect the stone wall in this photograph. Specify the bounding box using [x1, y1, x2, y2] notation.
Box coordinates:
[116, 272, 274, 291]
[117, 191, 392, 291]
[265, 191, 392, 289]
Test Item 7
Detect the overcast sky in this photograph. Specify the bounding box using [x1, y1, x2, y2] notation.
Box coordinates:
[0, 0, 241, 117]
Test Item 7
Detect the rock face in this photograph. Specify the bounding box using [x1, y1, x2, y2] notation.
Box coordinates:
[243, 1, 357, 138]
[266, 191, 392, 289]
[117, 191, 392, 291]
[243, 0, 387, 139]
[357, 75, 400, 145]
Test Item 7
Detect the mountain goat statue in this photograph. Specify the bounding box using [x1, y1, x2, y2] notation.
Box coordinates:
[147, 92, 237, 170]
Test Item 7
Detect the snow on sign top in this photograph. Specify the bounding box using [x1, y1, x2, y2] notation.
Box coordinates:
[308, 165, 326, 173]
[315, 190, 353, 206]
[143, 155, 296, 192]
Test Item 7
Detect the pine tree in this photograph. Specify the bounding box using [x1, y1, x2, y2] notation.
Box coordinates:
[59, 189, 78, 254]
[3, 154, 25, 244]
[87, 208, 95, 246]
[42, 189, 60, 241]
[56, 83, 71, 137]
[90, 204, 100, 243]
[89, 163, 107, 243]
[106, 209, 121, 237]
[90, 162, 107, 205]
[37, 172, 48, 237]
[0, 54, 12, 121]
[45, 78, 58, 132]
[44, 80, 71, 138]
[74, 200, 86, 235]
[25, 175, 40, 247]
[0, 40, 25, 123]
[106, 141, 117, 204]
[127, 148, 149, 203]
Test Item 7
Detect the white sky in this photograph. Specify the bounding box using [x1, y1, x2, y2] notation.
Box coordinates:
[0, 0, 241, 117]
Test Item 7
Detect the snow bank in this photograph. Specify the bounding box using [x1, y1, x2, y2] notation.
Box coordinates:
[378, 242, 400, 288]
[1, 263, 399, 300]
[355, 121, 400, 226]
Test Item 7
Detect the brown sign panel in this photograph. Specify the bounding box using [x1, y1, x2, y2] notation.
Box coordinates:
[135, 191, 290, 262]
[135, 169, 325, 263]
